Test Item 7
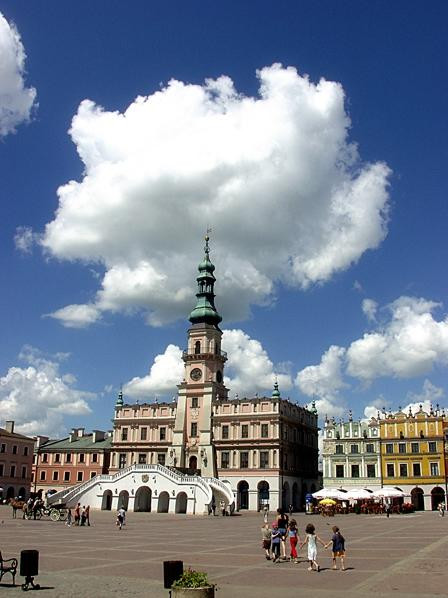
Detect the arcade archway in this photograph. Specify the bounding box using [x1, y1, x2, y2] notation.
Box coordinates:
[135, 486, 152, 512]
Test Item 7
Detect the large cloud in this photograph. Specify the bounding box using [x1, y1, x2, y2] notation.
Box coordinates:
[0, 12, 36, 136]
[0, 346, 95, 436]
[124, 329, 292, 400]
[38, 64, 390, 327]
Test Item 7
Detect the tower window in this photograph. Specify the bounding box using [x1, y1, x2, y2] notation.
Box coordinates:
[191, 397, 198, 408]
[194, 341, 201, 354]
[216, 370, 223, 383]
[191, 422, 198, 437]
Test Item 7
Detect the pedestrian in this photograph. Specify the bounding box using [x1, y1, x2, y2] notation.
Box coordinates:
[276, 509, 289, 560]
[66, 508, 72, 527]
[271, 524, 281, 563]
[288, 503, 293, 517]
[220, 499, 226, 516]
[117, 506, 126, 530]
[263, 504, 269, 524]
[438, 502, 445, 517]
[325, 525, 346, 571]
[288, 519, 300, 563]
[80, 506, 87, 526]
[300, 523, 326, 572]
[385, 499, 391, 518]
[74, 502, 81, 526]
[261, 523, 272, 560]
[86, 505, 91, 526]
[211, 496, 216, 516]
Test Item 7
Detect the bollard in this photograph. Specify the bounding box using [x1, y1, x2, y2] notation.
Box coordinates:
[163, 560, 183, 589]
[20, 550, 40, 591]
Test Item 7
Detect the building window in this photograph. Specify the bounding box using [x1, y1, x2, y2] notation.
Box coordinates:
[21, 466, 27, 479]
[55, 453, 61, 462]
[335, 465, 344, 478]
[0, 443, 5, 453]
[65, 453, 72, 463]
[77, 471, 83, 482]
[121, 428, 128, 441]
[221, 452, 229, 469]
[261, 424, 269, 438]
[240, 451, 249, 468]
[0, 464, 3, 476]
[194, 341, 201, 354]
[42, 453, 48, 463]
[138, 453, 147, 464]
[241, 425, 249, 439]
[90, 472, 97, 479]
[386, 463, 394, 477]
[158, 453, 166, 466]
[413, 463, 421, 477]
[92, 453, 98, 463]
[398, 443, 406, 454]
[190, 422, 198, 437]
[79, 453, 85, 463]
[222, 425, 229, 439]
[53, 471, 59, 481]
[10, 465, 16, 477]
[430, 462, 439, 476]
[260, 451, 269, 469]
[160, 427, 166, 441]
[385, 444, 393, 454]
[64, 471, 70, 482]
[350, 444, 359, 454]
[118, 453, 126, 469]
[24, 446, 29, 456]
[335, 444, 344, 455]
[40, 471, 46, 481]
[367, 464, 376, 478]
[428, 441, 437, 453]
[140, 427, 147, 441]
[12, 445, 17, 455]
[411, 442, 419, 453]
[366, 443, 374, 453]
[351, 464, 360, 478]
[191, 397, 198, 408]
[399, 463, 408, 477]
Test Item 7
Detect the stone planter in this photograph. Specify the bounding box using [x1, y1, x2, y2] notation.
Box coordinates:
[171, 586, 215, 598]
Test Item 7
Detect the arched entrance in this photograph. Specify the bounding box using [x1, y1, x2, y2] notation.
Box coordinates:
[118, 490, 129, 510]
[158, 491, 170, 513]
[6, 487, 14, 500]
[18, 487, 26, 499]
[102, 490, 112, 510]
[189, 455, 198, 470]
[431, 487, 445, 511]
[292, 482, 299, 511]
[411, 487, 424, 511]
[282, 481, 290, 511]
[301, 483, 308, 511]
[257, 481, 269, 510]
[175, 492, 188, 514]
[134, 487, 152, 512]
[237, 480, 249, 510]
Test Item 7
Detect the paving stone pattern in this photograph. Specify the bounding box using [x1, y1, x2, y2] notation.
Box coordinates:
[0, 506, 447, 597]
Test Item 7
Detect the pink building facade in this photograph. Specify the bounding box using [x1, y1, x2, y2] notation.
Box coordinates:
[0, 421, 34, 501]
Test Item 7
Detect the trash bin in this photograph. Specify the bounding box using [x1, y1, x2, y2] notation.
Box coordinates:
[20, 550, 39, 577]
[163, 560, 183, 589]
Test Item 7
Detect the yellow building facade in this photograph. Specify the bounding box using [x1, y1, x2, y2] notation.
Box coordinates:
[379, 406, 446, 510]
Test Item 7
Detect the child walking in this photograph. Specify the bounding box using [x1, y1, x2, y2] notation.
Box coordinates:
[325, 526, 346, 570]
[288, 519, 300, 563]
[271, 524, 281, 563]
[300, 523, 326, 571]
[261, 523, 272, 560]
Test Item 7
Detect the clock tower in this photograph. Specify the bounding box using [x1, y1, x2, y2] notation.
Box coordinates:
[171, 236, 228, 477]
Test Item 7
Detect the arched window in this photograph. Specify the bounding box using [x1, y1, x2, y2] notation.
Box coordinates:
[194, 341, 201, 354]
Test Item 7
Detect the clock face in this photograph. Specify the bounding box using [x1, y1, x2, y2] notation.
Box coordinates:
[190, 368, 202, 381]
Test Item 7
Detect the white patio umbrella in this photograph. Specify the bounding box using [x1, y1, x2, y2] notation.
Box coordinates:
[372, 487, 405, 499]
[312, 488, 348, 501]
[346, 488, 374, 500]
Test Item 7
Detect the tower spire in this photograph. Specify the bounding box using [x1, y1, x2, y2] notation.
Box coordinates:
[189, 234, 222, 327]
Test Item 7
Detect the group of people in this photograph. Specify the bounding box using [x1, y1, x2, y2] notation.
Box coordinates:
[261, 508, 346, 572]
[24, 496, 45, 519]
[208, 497, 230, 516]
[66, 503, 90, 526]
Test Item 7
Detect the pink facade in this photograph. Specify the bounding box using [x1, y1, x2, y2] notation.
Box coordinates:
[0, 421, 34, 500]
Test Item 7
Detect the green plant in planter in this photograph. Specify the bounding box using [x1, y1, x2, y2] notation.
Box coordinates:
[172, 569, 211, 589]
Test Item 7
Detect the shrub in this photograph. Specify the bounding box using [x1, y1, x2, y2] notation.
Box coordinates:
[172, 568, 210, 588]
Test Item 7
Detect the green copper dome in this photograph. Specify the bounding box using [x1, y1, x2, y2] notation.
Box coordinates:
[189, 235, 222, 326]
[115, 388, 124, 408]
[272, 381, 281, 398]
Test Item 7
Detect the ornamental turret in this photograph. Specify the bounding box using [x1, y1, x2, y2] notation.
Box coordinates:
[189, 235, 222, 327]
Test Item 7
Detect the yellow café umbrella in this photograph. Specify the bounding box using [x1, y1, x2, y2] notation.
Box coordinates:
[319, 498, 336, 505]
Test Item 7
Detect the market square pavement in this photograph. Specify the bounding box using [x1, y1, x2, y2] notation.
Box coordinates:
[0, 506, 447, 597]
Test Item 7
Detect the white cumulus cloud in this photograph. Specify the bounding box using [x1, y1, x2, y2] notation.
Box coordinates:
[0, 346, 96, 436]
[46, 304, 101, 328]
[38, 64, 390, 327]
[125, 344, 184, 398]
[362, 298, 378, 322]
[0, 12, 36, 136]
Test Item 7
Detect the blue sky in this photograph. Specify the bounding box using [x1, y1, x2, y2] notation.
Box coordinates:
[1, 1, 447, 436]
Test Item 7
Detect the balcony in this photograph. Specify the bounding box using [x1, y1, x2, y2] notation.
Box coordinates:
[182, 349, 227, 362]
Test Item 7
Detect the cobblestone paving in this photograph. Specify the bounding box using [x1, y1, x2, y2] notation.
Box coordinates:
[0, 506, 447, 597]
